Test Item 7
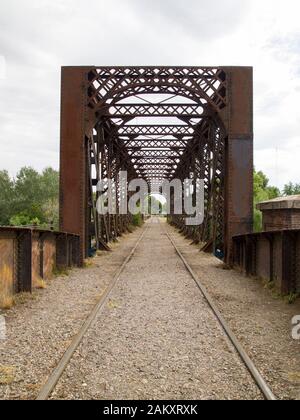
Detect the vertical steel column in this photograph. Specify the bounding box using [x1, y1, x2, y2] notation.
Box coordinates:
[60, 67, 89, 264]
[226, 67, 253, 264]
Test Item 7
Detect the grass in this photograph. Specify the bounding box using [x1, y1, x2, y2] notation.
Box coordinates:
[96, 250, 105, 257]
[261, 279, 299, 304]
[53, 267, 70, 277]
[132, 213, 144, 227]
[0, 296, 14, 310]
[287, 371, 300, 384]
[263, 280, 276, 291]
[107, 299, 119, 309]
[25, 383, 42, 392]
[284, 292, 299, 305]
[127, 225, 136, 233]
[0, 365, 16, 385]
[35, 278, 47, 290]
[83, 258, 95, 269]
[14, 292, 37, 306]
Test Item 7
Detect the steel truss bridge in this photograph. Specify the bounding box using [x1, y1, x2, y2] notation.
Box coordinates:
[60, 66, 253, 264]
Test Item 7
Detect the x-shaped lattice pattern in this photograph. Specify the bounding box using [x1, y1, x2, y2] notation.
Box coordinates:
[86, 67, 227, 253]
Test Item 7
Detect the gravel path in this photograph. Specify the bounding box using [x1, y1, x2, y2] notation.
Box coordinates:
[51, 219, 262, 400]
[0, 229, 141, 400]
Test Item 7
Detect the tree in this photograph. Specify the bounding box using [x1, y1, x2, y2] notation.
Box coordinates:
[41, 168, 60, 229]
[283, 182, 300, 196]
[253, 170, 280, 232]
[0, 165, 297, 234]
[0, 170, 14, 225]
[13, 167, 45, 223]
[3, 167, 60, 228]
[40, 167, 60, 201]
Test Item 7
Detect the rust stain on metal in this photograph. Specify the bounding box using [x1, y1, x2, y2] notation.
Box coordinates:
[0, 239, 15, 305]
[43, 235, 56, 280]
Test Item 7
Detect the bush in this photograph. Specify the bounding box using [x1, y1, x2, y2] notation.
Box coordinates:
[254, 209, 263, 232]
[132, 213, 143, 227]
[9, 213, 40, 227]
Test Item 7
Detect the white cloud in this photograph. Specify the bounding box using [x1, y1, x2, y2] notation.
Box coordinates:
[0, 0, 299, 189]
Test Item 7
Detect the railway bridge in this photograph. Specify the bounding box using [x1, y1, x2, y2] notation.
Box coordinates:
[1, 67, 300, 401]
[60, 66, 253, 264]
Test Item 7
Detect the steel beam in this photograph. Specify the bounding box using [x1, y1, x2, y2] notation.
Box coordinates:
[225, 67, 253, 264]
[99, 104, 209, 118]
[60, 67, 89, 263]
[118, 125, 195, 136]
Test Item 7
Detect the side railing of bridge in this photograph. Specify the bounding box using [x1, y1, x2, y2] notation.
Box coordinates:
[233, 229, 300, 295]
[0, 227, 80, 304]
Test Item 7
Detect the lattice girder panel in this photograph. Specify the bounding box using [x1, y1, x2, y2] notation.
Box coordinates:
[126, 144, 187, 151]
[87, 67, 227, 112]
[98, 103, 211, 119]
[130, 149, 182, 159]
[118, 125, 195, 136]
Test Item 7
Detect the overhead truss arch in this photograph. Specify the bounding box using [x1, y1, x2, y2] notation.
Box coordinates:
[87, 67, 227, 113]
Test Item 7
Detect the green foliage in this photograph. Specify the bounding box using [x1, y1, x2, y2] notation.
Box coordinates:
[0, 165, 298, 236]
[253, 171, 300, 232]
[253, 209, 263, 233]
[283, 182, 300, 196]
[285, 292, 299, 305]
[9, 213, 40, 227]
[253, 170, 280, 232]
[147, 195, 167, 215]
[0, 167, 59, 229]
[132, 213, 143, 227]
[254, 171, 280, 202]
[0, 170, 14, 225]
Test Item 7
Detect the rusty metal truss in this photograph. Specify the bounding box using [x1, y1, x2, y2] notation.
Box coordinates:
[60, 66, 254, 264]
[118, 125, 195, 136]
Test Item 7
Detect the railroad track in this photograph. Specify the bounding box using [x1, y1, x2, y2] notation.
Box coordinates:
[36, 224, 149, 400]
[161, 220, 276, 401]
[37, 217, 276, 401]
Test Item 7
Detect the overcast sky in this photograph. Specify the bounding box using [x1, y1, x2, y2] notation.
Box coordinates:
[0, 0, 299, 189]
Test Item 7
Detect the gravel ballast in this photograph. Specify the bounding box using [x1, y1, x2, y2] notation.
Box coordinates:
[51, 220, 262, 400]
[1, 219, 299, 400]
[167, 224, 300, 400]
[0, 229, 141, 400]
